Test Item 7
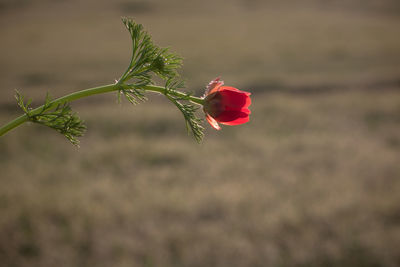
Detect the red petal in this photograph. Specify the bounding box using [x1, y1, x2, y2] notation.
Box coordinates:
[219, 89, 251, 110]
[220, 116, 249, 126]
[207, 77, 224, 95]
[215, 110, 250, 125]
[239, 107, 251, 115]
[206, 114, 221, 130]
[220, 86, 251, 96]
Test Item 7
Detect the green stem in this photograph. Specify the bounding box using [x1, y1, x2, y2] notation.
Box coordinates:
[142, 85, 205, 105]
[0, 83, 204, 137]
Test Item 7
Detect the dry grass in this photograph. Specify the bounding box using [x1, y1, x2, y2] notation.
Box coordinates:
[1, 0, 400, 266]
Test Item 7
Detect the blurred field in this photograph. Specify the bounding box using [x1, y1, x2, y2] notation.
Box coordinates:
[1, 0, 400, 266]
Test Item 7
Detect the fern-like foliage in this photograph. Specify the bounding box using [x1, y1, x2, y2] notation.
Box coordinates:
[164, 79, 204, 143]
[117, 17, 183, 104]
[119, 17, 182, 83]
[118, 18, 204, 142]
[12, 18, 204, 145]
[16, 91, 86, 146]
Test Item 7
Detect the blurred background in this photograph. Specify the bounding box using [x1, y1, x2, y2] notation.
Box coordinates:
[1, 0, 400, 266]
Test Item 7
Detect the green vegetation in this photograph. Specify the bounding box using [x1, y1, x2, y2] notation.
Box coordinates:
[0, 0, 400, 266]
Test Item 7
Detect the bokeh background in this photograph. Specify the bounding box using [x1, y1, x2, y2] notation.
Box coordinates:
[1, 0, 400, 266]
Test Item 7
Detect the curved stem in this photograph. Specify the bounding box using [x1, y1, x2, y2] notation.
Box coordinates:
[0, 84, 117, 137]
[0, 83, 204, 137]
[142, 85, 205, 105]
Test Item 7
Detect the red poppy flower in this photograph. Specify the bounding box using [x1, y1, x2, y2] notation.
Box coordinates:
[203, 77, 251, 130]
